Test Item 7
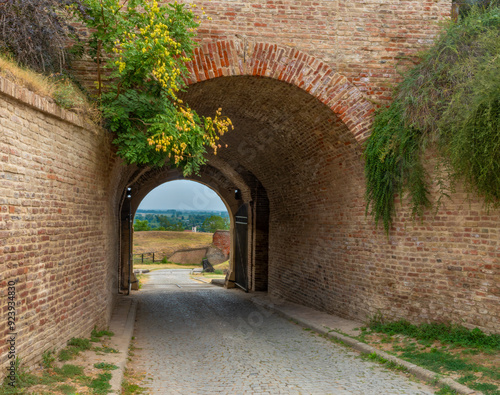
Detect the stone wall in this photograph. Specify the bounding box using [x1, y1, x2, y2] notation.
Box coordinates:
[0, 77, 118, 373]
[169, 248, 208, 265]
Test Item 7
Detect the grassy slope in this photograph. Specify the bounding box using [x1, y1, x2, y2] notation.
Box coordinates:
[133, 230, 213, 257]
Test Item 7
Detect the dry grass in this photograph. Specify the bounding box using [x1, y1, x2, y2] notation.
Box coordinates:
[0, 55, 55, 96]
[0, 54, 100, 122]
[133, 231, 213, 257]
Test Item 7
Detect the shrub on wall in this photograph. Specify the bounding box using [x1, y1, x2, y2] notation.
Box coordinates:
[364, 2, 500, 233]
[0, 0, 87, 73]
[76, 0, 232, 175]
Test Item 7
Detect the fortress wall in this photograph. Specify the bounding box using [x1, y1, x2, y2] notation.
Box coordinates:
[0, 77, 118, 372]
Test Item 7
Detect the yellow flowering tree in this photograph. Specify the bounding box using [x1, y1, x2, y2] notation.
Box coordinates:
[80, 0, 232, 175]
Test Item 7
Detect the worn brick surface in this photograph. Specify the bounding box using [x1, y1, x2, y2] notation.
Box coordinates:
[0, 77, 119, 374]
[213, 230, 230, 257]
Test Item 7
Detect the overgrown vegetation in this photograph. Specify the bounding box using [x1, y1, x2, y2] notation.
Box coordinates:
[0, 328, 117, 394]
[75, 0, 232, 175]
[358, 315, 500, 394]
[0, 0, 231, 175]
[0, 0, 86, 73]
[367, 319, 500, 351]
[0, 54, 100, 119]
[364, 2, 500, 233]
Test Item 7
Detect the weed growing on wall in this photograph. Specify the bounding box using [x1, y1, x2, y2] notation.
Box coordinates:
[364, 3, 500, 233]
[78, 0, 233, 175]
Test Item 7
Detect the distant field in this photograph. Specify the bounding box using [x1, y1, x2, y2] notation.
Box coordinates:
[133, 231, 213, 259]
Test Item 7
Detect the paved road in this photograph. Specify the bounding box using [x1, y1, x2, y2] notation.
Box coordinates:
[130, 269, 434, 394]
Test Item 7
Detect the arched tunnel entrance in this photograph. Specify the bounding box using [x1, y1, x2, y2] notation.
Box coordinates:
[119, 161, 270, 294]
[119, 74, 366, 317]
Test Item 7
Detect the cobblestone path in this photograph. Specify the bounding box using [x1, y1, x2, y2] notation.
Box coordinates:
[130, 269, 434, 394]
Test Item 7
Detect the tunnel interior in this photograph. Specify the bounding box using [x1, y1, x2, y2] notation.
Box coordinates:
[119, 75, 366, 315]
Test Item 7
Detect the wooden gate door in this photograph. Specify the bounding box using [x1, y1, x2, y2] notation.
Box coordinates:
[234, 204, 248, 291]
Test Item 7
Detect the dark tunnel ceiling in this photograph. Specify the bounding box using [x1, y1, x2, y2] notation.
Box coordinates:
[180, 76, 363, 195]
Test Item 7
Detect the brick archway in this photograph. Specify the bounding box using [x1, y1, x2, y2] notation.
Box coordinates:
[186, 39, 375, 142]
[119, 163, 270, 293]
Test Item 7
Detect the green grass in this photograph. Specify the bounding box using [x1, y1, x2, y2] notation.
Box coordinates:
[94, 362, 119, 370]
[0, 358, 63, 393]
[57, 384, 78, 395]
[395, 345, 500, 395]
[53, 364, 84, 379]
[435, 385, 458, 395]
[42, 349, 56, 369]
[401, 348, 471, 372]
[93, 346, 119, 354]
[58, 337, 92, 360]
[122, 381, 148, 394]
[471, 382, 500, 394]
[367, 320, 500, 351]
[360, 317, 500, 395]
[89, 372, 112, 394]
[91, 327, 114, 342]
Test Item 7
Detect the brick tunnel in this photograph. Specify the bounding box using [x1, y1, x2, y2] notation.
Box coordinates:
[2, 0, 500, 378]
[117, 45, 374, 317]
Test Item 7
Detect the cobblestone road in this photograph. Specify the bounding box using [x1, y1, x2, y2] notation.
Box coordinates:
[130, 269, 434, 394]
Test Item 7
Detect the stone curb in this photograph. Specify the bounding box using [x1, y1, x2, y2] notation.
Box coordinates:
[191, 277, 211, 284]
[250, 297, 480, 395]
[109, 299, 138, 394]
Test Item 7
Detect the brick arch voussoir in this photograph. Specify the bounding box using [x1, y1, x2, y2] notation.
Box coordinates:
[186, 39, 375, 143]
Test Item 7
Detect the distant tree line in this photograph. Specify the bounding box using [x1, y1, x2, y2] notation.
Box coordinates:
[134, 211, 229, 233]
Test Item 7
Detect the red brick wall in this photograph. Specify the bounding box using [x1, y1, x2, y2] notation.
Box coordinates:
[182, 70, 499, 333]
[213, 230, 230, 257]
[4, 2, 497, 377]
[0, 77, 118, 373]
[185, 0, 452, 102]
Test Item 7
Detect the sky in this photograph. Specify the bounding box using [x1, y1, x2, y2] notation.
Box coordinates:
[138, 180, 227, 212]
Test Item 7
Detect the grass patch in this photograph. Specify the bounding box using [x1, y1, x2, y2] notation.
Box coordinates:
[42, 349, 56, 369]
[401, 348, 472, 372]
[91, 328, 114, 338]
[91, 327, 114, 342]
[359, 316, 500, 394]
[122, 381, 148, 395]
[367, 319, 500, 351]
[435, 385, 458, 395]
[93, 346, 119, 354]
[53, 364, 84, 379]
[133, 230, 212, 260]
[58, 338, 91, 361]
[0, 358, 41, 392]
[94, 362, 118, 370]
[89, 372, 112, 394]
[0, 54, 100, 121]
[57, 384, 78, 395]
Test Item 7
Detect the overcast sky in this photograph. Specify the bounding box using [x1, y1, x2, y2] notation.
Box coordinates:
[138, 180, 227, 211]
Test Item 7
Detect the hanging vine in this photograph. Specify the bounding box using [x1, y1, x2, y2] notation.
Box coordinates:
[364, 2, 500, 233]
